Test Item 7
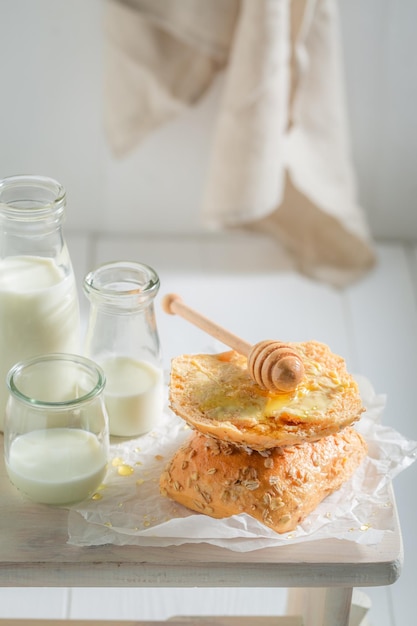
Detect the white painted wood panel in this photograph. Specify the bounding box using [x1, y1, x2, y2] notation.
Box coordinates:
[0, 1, 415, 239]
[0, 0, 105, 232]
[345, 243, 417, 435]
[387, 244, 417, 626]
[0, 588, 68, 620]
[93, 233, 352, 367]
[69, 588, 287, 622]
[345, 243, 417, 626]
[339, 0, 417, 239]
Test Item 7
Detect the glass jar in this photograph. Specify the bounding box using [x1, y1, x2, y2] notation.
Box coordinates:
[83, 261, 163, 438]
[4, 353, 109, 505]
[0, 175, 81, 431]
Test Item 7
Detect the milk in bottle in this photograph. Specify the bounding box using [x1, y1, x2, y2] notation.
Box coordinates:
[0, 176, 80, 430]
[84, 261, 163, 438]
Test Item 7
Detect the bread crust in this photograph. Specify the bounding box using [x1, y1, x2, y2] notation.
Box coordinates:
[160, 427, 368, 534]
[169, 342, 364, 449]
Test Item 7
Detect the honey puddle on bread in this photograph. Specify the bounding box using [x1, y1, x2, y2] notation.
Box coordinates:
[192, 355, 348, 424]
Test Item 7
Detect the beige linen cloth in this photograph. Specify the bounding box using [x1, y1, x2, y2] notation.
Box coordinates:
[104, 0, 375, 285]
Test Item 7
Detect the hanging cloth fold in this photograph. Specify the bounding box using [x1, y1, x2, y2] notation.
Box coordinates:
[104, 0, 375, 286]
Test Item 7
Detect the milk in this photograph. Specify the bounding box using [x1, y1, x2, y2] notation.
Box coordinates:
[101, 356, 163, 437]
[6, 428, 107, 505]
[0, 256, 80, 429]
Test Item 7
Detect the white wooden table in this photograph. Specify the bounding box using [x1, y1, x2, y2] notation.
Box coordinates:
[1, 236, 414, 625]
[0, 432, 403, 626]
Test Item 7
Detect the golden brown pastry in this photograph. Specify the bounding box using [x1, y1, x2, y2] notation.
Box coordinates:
[169, 342, 364, 450]
[160, 427, 368, 534]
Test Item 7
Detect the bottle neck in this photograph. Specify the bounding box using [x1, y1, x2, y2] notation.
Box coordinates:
[0, 217, 66, 260]
[83, 261, 160, 315]
[83, 261, 162, 364]
[0, 175, 67, 260]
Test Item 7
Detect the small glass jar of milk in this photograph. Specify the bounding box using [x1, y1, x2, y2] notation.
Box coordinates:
[0, 175, 80, 431]
[4, 353, 109, 505]
[83, 261, 164, 438]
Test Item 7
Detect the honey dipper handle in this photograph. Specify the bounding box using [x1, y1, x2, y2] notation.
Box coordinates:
[162, 294, 252, 356]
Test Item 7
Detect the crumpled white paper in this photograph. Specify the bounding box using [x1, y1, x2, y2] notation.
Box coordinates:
[67, 375, 417, 552]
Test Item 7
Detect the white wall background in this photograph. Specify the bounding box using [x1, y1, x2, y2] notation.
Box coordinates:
[0, 0, 416, 239]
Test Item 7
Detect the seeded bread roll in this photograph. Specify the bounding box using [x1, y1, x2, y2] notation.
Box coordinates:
[160, 427, 368, 534]
[169, 342, 364, 450]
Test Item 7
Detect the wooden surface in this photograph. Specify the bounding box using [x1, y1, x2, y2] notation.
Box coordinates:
[0, 236, 415, 626]
[0, 429, 403, 589]
[0, 236, 405, 594]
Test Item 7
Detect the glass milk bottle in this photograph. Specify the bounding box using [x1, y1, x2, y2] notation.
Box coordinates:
[83, 261, 163, 438]
[0, 175, 80, 431]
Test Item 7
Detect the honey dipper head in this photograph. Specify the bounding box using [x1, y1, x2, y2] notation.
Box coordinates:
[247, 340, 305, 393]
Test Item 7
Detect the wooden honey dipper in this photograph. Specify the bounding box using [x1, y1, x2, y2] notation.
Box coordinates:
[162, 293, 305, 393]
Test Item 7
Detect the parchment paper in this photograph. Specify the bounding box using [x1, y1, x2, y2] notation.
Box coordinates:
[67, 375, 417, 552]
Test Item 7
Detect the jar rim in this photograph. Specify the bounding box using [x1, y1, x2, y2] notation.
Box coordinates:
[0, 175, 66, 221]
[6, 353, 106, 408]
[83, 260, 160, 307]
